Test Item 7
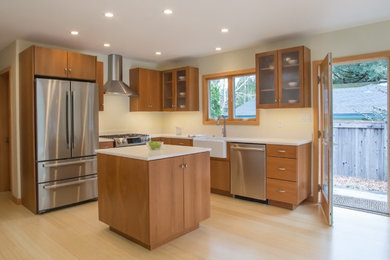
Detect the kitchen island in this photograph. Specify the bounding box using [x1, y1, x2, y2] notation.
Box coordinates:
[96, 145, 211, 250]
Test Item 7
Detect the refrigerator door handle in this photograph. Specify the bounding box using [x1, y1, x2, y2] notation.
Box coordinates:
[42, 158, 96, 168]
[43, 176, 97, 190]
[66, 91, 70, 149]
[71, 90, 75, 149]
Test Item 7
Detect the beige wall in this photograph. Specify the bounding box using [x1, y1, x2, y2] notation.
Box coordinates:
[158, 19, 390, 138]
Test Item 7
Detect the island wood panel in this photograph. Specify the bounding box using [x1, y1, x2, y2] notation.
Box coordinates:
[183, 152, 210, 230]
[97, 154, 150, 245]
[149, 156, 184, 246]
[34, 46, 68, 78]
[67, 52, 97, 81]
[97, 61, 104, 111]
[19, 47, 37, 213]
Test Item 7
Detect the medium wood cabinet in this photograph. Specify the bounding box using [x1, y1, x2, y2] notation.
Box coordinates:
[97, 61, 104, 111]
[266, 143, 311, 209]
[130, 68, 162, 111]
[256, 46, 311, 108]
[98, 140, 114, 149]
[34, 46, 97, 81]
[152, 137, 193, 146]
[97, 152, 210, 249]
[162, 66, 199, 111]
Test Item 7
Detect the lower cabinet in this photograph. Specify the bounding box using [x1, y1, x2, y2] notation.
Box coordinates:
[98, 152, 210, 249]
[266, 143, 311, 209]
[152, 137, 193, 146]
[210, 158, 231, 195]
[98, 141, 114, 149]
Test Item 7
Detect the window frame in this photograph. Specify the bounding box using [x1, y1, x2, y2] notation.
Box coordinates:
[202, 68, 259, 125]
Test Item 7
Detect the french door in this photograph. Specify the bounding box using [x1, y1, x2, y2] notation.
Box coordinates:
[319, 53, 333, 226]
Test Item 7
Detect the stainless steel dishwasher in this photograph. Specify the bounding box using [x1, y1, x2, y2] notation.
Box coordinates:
[230, 143, 266, 201]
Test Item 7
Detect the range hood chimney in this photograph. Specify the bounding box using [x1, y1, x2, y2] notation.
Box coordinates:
[104, 54, 138, 96]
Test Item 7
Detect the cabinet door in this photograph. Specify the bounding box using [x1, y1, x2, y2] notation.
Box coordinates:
[183, 152, 210, 230]
[147, 69, 162, 111]
[176, 68, 188, 111]
[278, 46, 304, 107]
[256, 51, 278, 108]
[67, 52, 96, 81]
[97, 61, 104, 111]
[163, 71, 175, 110]
[149, 156, 184, 244]
[34, 46, 68, 78]
[210, 159, 230, 192]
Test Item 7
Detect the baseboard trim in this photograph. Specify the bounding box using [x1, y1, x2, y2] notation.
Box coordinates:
[11, 194, 21, 204]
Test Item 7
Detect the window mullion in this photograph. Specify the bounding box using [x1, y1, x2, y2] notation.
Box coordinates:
[228, 76, 234, 121]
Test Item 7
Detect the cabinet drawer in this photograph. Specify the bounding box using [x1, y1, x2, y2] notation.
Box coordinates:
[267, 157, 297, 181]
[170, 138, 193, 146]
[266, 178, 297, 204]
[267, 145, 296, 158]
[99, 141, 114, 149]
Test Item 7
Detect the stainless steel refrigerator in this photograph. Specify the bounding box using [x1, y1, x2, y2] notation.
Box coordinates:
[35, 78, 98, 212]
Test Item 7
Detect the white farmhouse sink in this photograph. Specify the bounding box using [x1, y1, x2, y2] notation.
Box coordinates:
[193, 137, 227, 158]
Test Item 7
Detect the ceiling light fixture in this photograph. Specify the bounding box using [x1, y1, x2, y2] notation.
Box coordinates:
[104, 43, 111, 47]
[70, 31, 79, 36]
[105, 12, 114, 18]
[221, 28, 229, 33]
[163, 9, 173, 15]
[155, 51, 162, 55]
[215, 47, 222, 51]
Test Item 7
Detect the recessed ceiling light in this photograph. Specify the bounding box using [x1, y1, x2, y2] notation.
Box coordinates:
[221, 28, 229, 33]
[155, 51, 162, 56]
[104, 43, 111, 47]
[163, 9, 173, 15]
[70, 31, 79, 36]
[105, 12, 114, 18]
[215, 47, 222, 51]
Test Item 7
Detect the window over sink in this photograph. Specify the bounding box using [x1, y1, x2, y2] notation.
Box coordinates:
[203, 69, 259, 125]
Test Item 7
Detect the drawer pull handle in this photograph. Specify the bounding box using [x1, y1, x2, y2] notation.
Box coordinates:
[278, 190, 286, 193]
[278, 168, 286, 171]
[277, 150, 286, 153]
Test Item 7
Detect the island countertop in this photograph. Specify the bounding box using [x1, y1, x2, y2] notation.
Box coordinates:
[96, 144, 211, 161]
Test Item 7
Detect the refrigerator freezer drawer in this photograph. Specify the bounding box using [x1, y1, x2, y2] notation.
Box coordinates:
[38, 175, 97, 212]
[37, 157, 97, 183]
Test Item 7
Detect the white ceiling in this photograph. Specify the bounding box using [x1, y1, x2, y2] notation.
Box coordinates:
[1, 0, 390, 62]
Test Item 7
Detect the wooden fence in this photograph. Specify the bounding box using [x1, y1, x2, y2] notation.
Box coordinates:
[333, 121, 388, 181]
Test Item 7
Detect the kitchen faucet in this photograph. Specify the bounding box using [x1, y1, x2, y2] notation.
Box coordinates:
[216, 115, 227, 137]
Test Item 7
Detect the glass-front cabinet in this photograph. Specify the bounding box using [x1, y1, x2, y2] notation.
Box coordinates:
[256, 46, 311, 108]
[162, 67, 199, 111]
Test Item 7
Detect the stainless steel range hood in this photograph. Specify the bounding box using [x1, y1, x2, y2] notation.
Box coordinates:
[104, 54, 138, 96]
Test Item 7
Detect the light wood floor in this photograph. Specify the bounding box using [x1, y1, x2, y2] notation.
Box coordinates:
[1, 192, 389, 260]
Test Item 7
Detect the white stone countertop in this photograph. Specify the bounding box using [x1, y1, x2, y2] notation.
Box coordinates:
[99, 137, 114, 142]
[152, 134, 311, 146]
[96, 144, 211, 161]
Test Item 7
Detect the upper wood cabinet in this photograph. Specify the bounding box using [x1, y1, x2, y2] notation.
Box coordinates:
[256, 46, 311, 108]
[97, 61, 104, 111]
[130, 68, 162, 111]
[34, 46, 97, 81]
[162, 66, 199, 111]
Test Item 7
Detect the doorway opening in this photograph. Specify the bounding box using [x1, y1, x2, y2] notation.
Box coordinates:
[0, 68, 11, 192]
[332, 59, 388, 214]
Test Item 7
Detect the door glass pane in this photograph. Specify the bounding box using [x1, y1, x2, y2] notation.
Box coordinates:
[208, 78, 228, 119]
[176, 70, 187, 109]
[163, 72, 173, 109]
[258, 54, 276, 105]
[281, 51, 300, 104]
[233, 75, 256, 119]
